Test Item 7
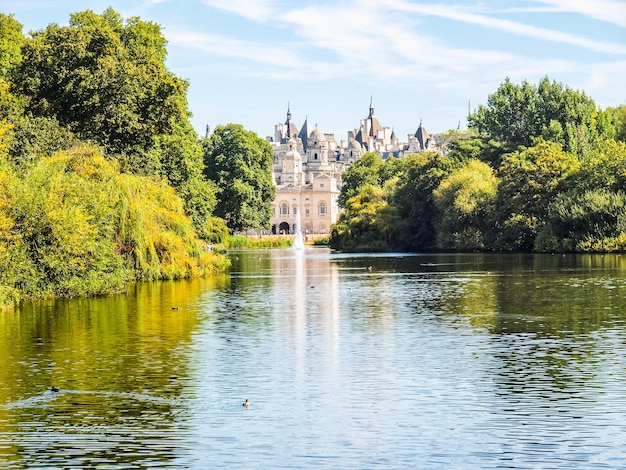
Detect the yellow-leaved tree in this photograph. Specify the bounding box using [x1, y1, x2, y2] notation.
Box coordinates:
[0, 144, 228, 309]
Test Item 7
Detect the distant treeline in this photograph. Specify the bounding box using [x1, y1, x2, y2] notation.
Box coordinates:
[0, 9, 276, 309]
[331, 77, 626, 253]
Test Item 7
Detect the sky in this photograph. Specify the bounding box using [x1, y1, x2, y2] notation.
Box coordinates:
[4, 0, 626, 141]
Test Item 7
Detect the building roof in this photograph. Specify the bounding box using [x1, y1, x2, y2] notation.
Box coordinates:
[415, 119, 430, 149]
[348, 139, 362, 151]
[309, 126, 326, 144]
[298, 116, 311, 151]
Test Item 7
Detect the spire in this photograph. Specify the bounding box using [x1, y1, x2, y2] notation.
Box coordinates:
[369, 95, 374, 117]
[284, 101, 298, 140]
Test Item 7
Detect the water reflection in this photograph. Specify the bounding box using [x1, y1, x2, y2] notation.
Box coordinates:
[0, 277, 223, 467]
[1, 250, 626, 468]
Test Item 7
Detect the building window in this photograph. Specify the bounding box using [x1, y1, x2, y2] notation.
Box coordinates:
[320, 183, 324, 188]
[281, 203, 289, 215]
[314, 153, 318, 160]
[293, 206, 297, 215]
[305, 207, 310, 215]
[319, 202, 327, 215]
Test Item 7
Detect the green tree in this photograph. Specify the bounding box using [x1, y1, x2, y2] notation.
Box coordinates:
[7, 115, 77, 168]
[14, 8, 189, 158]
[330, 184, 397, 252]
[469, 77, 613, 156]
[338, 152, 383, 207]
[446, 136, 507, 168]
[433, 159, 498, 250]
[607, 104, 626, 143]
[391, 152, 456, 251]
[564, 139, 626, 193]
[339, 152, 404, 207]
[537, 189, 626, 252]
[495, 141, 579, 250]
[202, 123, 275, 232]
[0, 143, 229, 307]
[0, 14, 25, 79]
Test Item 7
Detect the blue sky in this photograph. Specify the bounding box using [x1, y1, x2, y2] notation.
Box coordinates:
[4, 0, 626, 141]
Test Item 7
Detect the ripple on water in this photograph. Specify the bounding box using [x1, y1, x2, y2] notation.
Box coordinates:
[3, 252, 626, 468]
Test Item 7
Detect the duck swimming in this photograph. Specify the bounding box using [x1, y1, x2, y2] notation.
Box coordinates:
[243, 398, 250, 407]
[50, 386, 59, 392]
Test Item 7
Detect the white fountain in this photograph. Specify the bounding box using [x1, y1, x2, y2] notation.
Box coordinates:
[292, 211, 305, 250]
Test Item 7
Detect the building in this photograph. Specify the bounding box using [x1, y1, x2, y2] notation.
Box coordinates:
[267, 102, 436, 235]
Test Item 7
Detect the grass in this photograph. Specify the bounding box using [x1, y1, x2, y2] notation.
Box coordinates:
[227, 234, 329, 249]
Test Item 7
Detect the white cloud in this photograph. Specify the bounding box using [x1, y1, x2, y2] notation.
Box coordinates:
[172, 0, 625, 94]
[200, 0, 278, 22]
[387, 0, 626, 55]
[166, 30, 345, 79]
[533, 0, 626, 28]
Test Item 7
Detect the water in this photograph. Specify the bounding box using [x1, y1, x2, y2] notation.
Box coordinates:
[2, 250, 626, 468]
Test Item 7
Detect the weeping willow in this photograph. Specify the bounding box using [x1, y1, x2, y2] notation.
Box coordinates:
[0, 145, 229, 309]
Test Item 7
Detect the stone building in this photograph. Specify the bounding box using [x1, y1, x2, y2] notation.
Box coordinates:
[268, 108, 343, 234]
[267, 102, 436, 235]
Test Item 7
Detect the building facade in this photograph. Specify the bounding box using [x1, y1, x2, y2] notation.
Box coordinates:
[267, 102, 435, 235]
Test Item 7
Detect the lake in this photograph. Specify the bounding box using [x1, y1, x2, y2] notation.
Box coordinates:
[1, 249, 626, 468]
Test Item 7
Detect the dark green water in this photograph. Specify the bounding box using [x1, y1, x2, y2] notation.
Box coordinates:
[1, 250, 626, 468]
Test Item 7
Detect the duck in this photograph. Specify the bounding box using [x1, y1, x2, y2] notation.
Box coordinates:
[243, 398, 250, 408]
[50, 386, 59, 392]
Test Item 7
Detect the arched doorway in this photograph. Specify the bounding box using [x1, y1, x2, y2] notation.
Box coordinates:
[279, 222, 290, 234]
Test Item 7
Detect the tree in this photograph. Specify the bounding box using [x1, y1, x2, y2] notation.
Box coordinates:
[446, 136, 507, 168]
[537, 189, 626, 252]
[495, 141, 579, 250]
[202, 123, 275, 232]
[433, 159, 498, 250]
[14, 8, 189, 158]
[391, 152, 457, 251]
[7, 115, 77, 168]
[338, 152, 383, 207]
[338, 152, 404, 207]
[0, 14, 25, 79]
[0, 144, 228, 306]
[607, 104, 626, 143]
[563, 139, 626, 193]
[469, 77, 614, 157]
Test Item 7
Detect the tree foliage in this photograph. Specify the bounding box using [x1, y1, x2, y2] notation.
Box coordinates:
[607, 105, 626, 143]
[330, 184, 399, 252]
[0, 145, 228, 307]
[339, 152, 403, 207]
[468, 77, 613, 156]
[0, 8, 239, 309]
[494, 141, 579, 250]
[0, 14, 25, 79]
[537, 189, 626, 252]
[202, 123, 275, 232]
[434, 159, 498, 250]
[14, 8, 189, 158]
[392, 152, 457, 251]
